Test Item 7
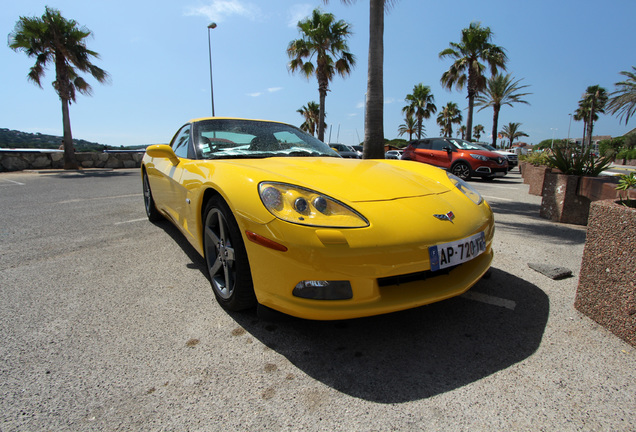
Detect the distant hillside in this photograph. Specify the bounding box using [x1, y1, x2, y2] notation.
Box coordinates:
[0, 128, 147, 152]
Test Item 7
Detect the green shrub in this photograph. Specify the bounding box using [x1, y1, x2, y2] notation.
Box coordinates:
[520, 151, 551, 166]
[617, 148, 636, 160]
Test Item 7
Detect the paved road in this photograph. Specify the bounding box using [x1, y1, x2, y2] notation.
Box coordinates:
[0, 168, 634, 431]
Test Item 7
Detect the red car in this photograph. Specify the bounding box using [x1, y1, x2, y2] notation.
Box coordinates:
[402, 137, 508, 180]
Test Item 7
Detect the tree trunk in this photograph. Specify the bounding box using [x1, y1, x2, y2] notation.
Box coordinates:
[61, 97, 79, 170]
[465, 90, 475, 142]
[586, 105, 594, 152]
[317, 72, 328, 142]
[581, 120, 587, 150]
[491, 105, 500, 147]
[363, 0, 385, 159]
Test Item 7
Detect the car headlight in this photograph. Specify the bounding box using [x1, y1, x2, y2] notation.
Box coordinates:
[259, 182, 369, 228]
[470, 153, 489, 161]
[447, 173, 483, 205]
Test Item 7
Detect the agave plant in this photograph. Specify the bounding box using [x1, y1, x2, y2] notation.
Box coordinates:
[616, 172, 636, 207]
[546, 146, 612, 177]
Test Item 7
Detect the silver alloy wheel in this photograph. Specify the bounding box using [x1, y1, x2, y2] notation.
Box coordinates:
[452, 163, 471, 180]
[204, 208, 236, 300]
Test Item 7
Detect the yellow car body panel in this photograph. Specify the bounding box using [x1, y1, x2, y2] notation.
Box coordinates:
[142, 118, 495, 320]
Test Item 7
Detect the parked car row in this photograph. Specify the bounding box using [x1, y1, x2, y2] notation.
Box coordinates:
[333, 138, 517, 181]
[329, 143, 361, 158]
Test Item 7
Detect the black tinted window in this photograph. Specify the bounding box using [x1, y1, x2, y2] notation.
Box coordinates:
[415, 140, 431, 149]
[431, 139, 450, 151]
[171, 125, 191, 158]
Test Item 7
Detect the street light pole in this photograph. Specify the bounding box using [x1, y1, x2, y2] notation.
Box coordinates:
[551, 128, 558, 149]
[567, 113, 572, 144]
[207, 22, 217, 117]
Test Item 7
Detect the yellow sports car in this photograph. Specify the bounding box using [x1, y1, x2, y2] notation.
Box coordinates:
[142, 117, 494, 320]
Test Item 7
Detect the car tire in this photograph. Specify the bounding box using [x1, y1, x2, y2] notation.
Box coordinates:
[143, 171, 163, 222]
[203, 196, 256, 311]
[451, 162, 471, 180]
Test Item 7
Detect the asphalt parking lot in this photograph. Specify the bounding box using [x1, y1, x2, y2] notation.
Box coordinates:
[0, 167, 634, 431]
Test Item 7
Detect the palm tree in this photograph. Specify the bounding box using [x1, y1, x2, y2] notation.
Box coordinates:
[297, 101, 323, 136]
[475, 74, 531, 147]
[573, 103, 594, 148]
[324, 1, 397, 158]
[439, 22, 507, 142]
[458, 125, 467, 139]
[473, 124, 485, 141]
[607, 66, 636, 125]
[579, 85, 608, 150]
[402, 84, 436, 140]
[499, 122, 528, 148]
[8, 7, 109, 170]
[436, 102, 463, 137]
[288, 8, 356, 142]
[397, 114, 418, 141]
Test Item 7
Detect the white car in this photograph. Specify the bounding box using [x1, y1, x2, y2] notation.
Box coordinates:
[476, 143, 518, 170]
[385, 150, 403, 160]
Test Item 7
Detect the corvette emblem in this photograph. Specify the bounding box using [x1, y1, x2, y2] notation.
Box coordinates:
[433, 211, 455, 222]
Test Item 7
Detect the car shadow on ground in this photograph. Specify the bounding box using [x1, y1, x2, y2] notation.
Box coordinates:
[488, 201, 587, 246]
[153, 218, 550, 403]
[230, 267, 549, 403]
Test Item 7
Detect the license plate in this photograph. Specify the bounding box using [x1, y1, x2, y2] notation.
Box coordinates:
[493, 171, 506, 177]
[429, 231, 486, 271]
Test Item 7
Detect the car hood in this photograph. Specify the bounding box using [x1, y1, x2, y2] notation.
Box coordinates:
[223, 157, 451, 202]
[466, 149, 506, 159]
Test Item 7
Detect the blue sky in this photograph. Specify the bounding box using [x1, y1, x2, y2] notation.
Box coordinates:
[2, 0, 634, 147]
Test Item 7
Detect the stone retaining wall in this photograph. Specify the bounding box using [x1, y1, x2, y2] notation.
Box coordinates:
[0, 151, 143, 172]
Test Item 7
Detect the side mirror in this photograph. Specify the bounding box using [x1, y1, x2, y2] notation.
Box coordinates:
[442, 146, 453, 153]
[146, 144, 180, 165]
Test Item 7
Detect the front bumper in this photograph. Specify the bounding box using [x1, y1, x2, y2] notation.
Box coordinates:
[240, 194, 495, 320]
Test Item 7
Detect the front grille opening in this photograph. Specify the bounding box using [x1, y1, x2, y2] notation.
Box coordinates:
[377, 264, 458, 287]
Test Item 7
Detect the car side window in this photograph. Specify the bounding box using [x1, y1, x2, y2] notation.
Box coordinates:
[415, 140, 431, 149]
[171, 125, 191, 158]
[431, 139, 450, 151]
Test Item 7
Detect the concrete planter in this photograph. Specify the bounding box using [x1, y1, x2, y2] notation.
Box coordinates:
[575, 199, 636, 346]
[539, 173, 590, 225]
[522, 164, 552, 195]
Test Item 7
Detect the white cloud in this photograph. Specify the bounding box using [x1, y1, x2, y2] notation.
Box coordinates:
[184, 0, 259, 22]
[287, 4, 313, 28]
[247, 92, 262, 97]
[356, 101, 365, 109]
[267, 87, 283, 93]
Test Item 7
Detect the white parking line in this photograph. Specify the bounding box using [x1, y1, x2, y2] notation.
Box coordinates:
[482, 195, 514, 202]
[0, 178, 25, 186]
[114, 218, 147, 225]
[461, 291, 517, 310]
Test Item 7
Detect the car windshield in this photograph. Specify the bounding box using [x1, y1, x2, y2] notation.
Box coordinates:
[193, 119, 340, 160]
[476, 143, 496, 151]
[447, 138, 487, 151]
